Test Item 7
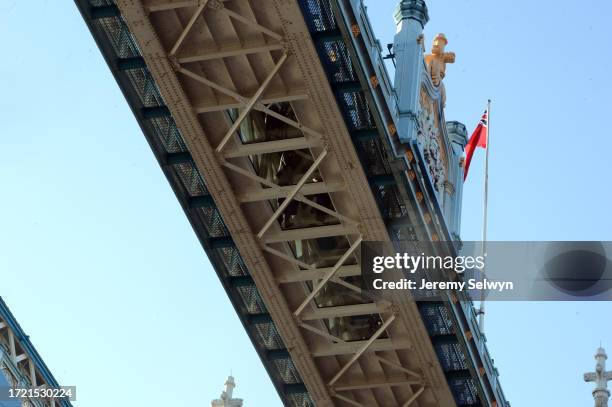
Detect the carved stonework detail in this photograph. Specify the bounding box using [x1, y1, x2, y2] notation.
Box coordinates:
[417, 87, 446, 192]
[443, 180, 455, 195]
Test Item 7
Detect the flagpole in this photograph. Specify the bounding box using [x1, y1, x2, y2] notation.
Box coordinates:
[478, 99, 491, 333]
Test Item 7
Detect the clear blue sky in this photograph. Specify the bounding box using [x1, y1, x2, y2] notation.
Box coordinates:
[1, 0, 611, 406]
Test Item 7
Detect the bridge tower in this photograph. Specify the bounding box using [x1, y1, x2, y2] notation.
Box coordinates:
[585, 346, 612, 407]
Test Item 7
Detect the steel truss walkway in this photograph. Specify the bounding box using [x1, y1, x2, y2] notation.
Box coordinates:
[75, 0, 509, 406]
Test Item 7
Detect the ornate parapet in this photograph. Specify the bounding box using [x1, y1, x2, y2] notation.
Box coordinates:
[416, 85, 447, 193]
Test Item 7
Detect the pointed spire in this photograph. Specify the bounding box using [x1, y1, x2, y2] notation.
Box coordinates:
[394, 0, 429, 28]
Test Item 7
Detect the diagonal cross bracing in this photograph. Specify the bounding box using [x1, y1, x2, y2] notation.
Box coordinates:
[110, 0, 443, 405]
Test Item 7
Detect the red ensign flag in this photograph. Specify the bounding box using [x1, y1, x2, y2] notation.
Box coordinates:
[463, 111, 488, 181]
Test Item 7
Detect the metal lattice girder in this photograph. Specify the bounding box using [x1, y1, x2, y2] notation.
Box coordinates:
[114, 2, 336, 405]
[334, 377, 422, 392]
[111, 0, 461, 405]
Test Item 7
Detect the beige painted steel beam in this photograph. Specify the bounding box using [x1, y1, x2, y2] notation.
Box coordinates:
[334, 377, 421, 392]
[261, 245, 315, 270]
[373, 355, 422, 380]
[276, 264, 360, 283]
[262, 224, 358, 244]
[219, 7, 282, 41]
[29, 360, 36, 386]
[237, 182, 344, 203]
[331, 392, 368, 407]
[402, 386, 426, 407]
[14, 354, 27, 363]
[331, 276, 364, 295]
[169, 0, 209, 56]
[298, 322, 347, 344]
[300, 303, 388, 321]
[221, 160, 279, 189]
[144, 0, 228, 13]
[178, 42, 284, 64]
[194, 91, 308, 113]
[311, 339, 412, 358]
[297, 192, 359, 226]
[8, 331, 16, 359]
[253, 103, 324, 139]
[224, 137, 319, 158]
